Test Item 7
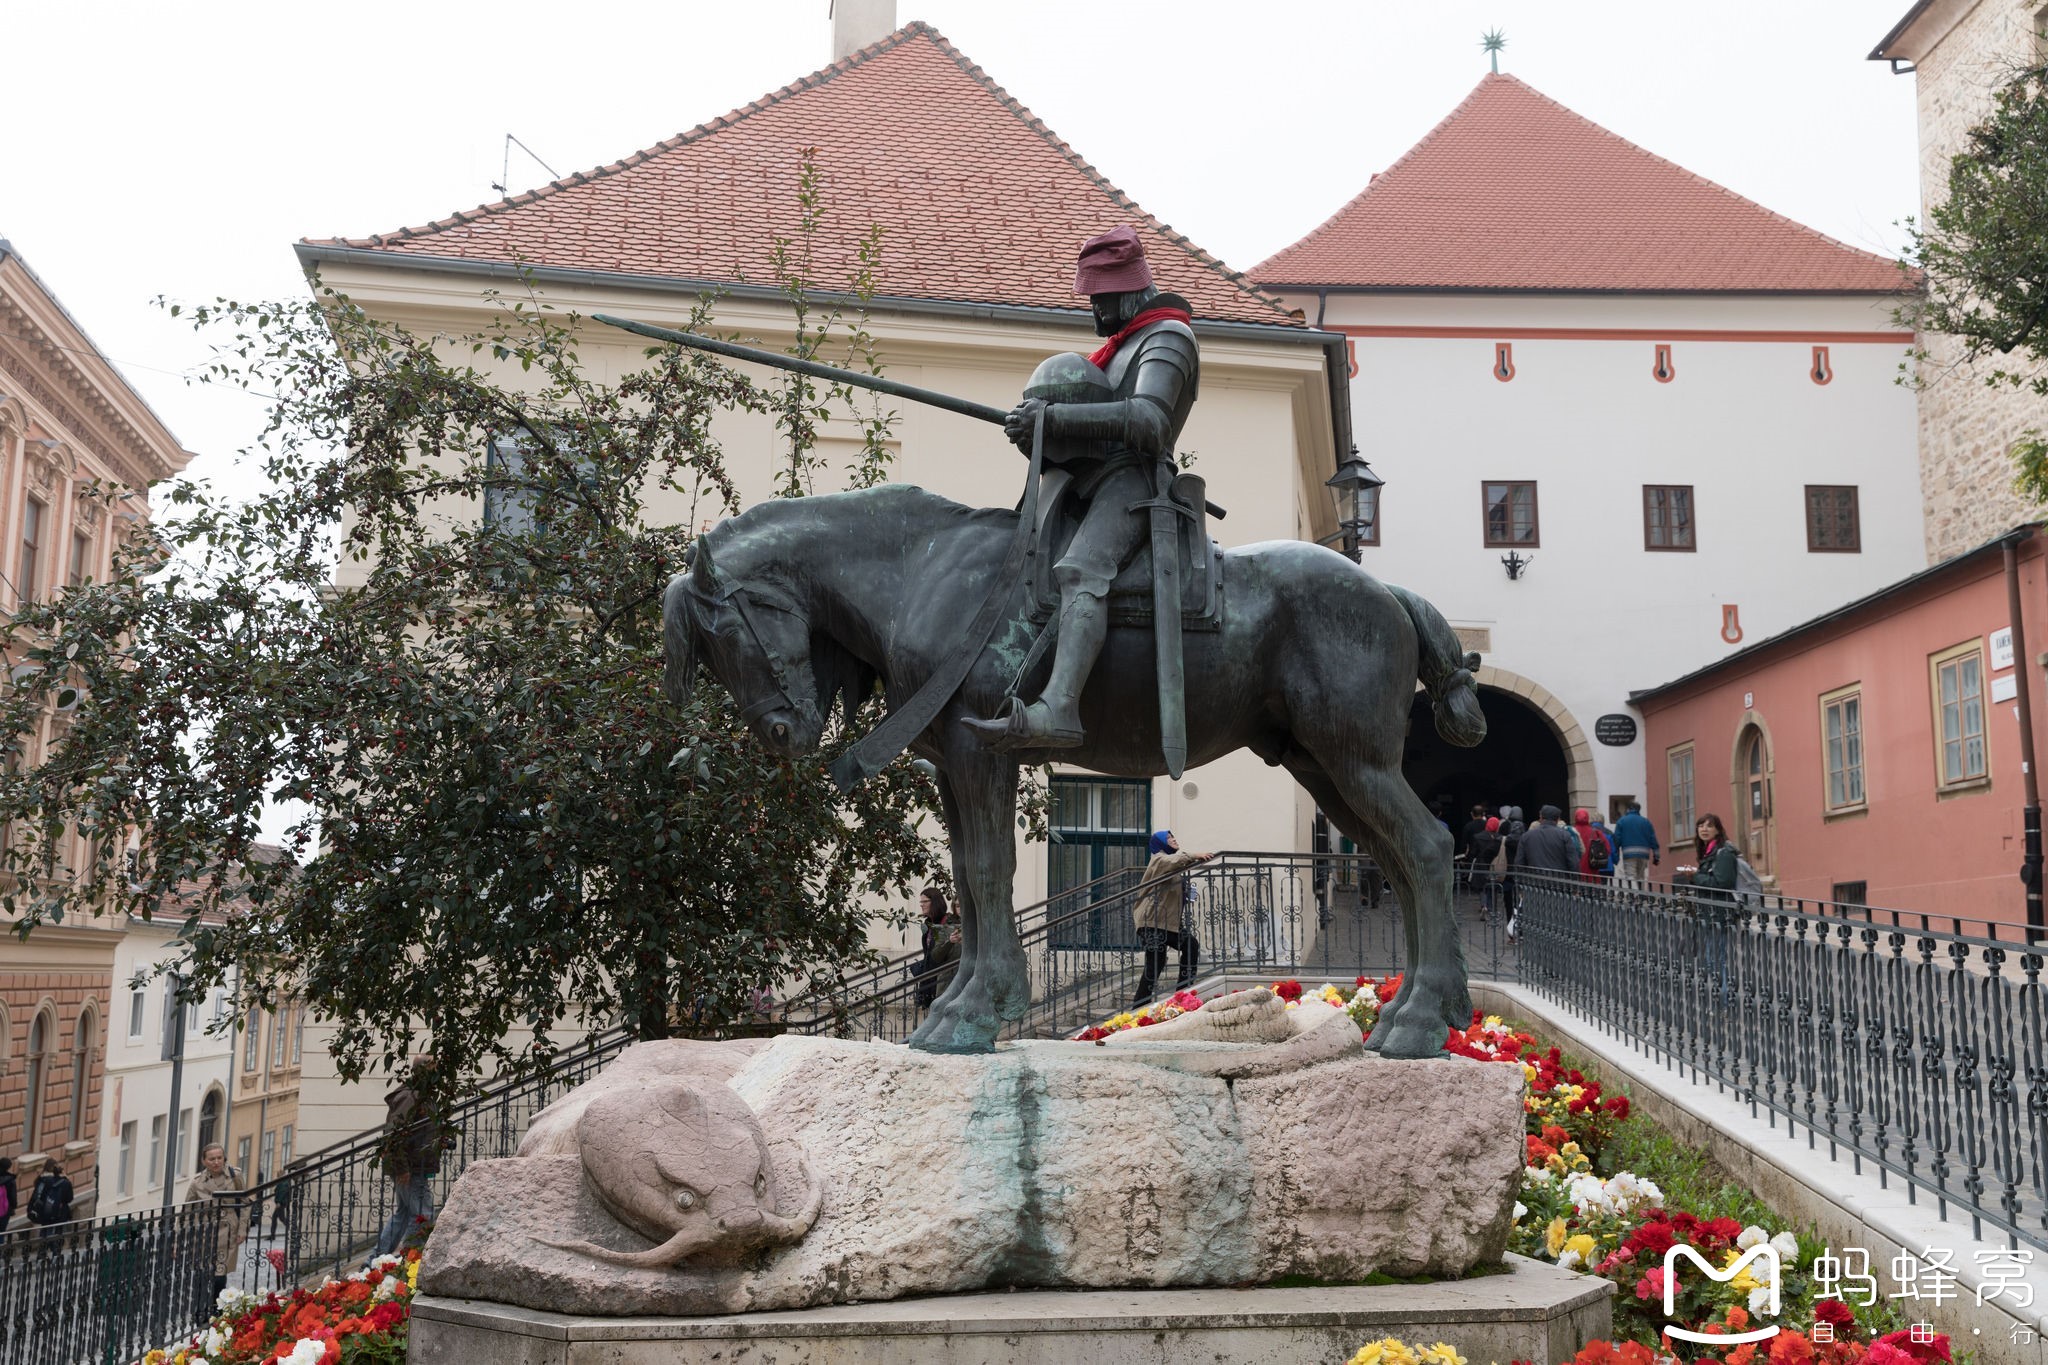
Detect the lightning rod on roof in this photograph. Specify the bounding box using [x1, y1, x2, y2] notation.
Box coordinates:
[491, 133, 562, 198]
[1481, 29, 1507, 74]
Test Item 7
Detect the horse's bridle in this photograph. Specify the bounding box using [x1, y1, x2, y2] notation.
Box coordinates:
[684, 574, 819, 729]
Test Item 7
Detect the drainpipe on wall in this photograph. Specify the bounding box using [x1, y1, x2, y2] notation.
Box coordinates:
[2004, 533, 2043, 943]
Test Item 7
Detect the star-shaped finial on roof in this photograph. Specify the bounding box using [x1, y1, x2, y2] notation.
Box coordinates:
[1480, 29, 1507, 74]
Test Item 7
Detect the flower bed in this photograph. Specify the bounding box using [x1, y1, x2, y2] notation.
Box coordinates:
[1081, 983, 1926, 1365]
[145, 1248, 420, 1365]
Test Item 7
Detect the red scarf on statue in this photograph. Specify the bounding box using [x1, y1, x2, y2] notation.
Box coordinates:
[1088, 307, 1193, 369]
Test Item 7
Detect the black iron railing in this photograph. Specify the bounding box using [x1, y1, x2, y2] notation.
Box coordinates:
[1516, 869, 2048, 1254]
[784, 851, 1518, 1043]
[0, 1199, 221, 1365]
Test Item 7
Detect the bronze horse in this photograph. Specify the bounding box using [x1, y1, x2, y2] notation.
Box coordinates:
[663, 485, 1486, 1058]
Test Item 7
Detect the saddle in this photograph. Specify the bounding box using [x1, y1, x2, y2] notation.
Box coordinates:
[1028, 466, 1224, 631]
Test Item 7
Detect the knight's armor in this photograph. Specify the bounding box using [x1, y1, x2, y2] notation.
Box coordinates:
[970, 290, 1200, 749]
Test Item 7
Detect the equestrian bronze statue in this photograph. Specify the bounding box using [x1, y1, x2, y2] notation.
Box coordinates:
[607, 228, 1487, 1060]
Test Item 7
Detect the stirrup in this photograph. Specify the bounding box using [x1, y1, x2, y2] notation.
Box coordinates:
[962, 697, 1083, 751]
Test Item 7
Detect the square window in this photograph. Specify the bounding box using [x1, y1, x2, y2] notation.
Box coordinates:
[1482, 481, 1538, 548]
[1929, 641, 1989, 789]
[1643, 485, 1696, 551]
[1820, 685, 1866, 812]
[1806, 485, 1861, 553]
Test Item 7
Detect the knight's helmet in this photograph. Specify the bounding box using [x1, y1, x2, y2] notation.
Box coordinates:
[1022, 352, 1113, 462]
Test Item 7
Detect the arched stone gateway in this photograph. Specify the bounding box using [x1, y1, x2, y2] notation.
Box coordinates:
[1404, 667, 1597, 820]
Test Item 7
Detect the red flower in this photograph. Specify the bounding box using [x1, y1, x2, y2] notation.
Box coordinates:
[1135, 1014, 1157, 1026]
[1272, 980, 1304, 1002]
[1875, 1331, 1950, 1365]
[1542, 1124, 1570, 1147]
[1635, 1267, 1669, 1302]
[1603, 1095, 1631, 1118]
[1864, 1345, 1918, 1365]
[1771, 1332, 1818, 1365]
[1525, 1136, 1558, 1166]
[1376, 973, 1403, 1005]
[1625, 1220, 1677, 1259]
[1814, 1299, 1855, 1329]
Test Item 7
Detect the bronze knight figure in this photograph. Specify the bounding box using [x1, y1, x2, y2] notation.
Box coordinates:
[964, 225, 1199, 752]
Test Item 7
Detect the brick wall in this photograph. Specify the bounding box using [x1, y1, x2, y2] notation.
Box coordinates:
[1913, 0, 2048, 560]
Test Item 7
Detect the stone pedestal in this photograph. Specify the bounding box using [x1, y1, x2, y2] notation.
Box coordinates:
[408, 1255, 1615, 1364]
[422, 1025, 1527, 1318]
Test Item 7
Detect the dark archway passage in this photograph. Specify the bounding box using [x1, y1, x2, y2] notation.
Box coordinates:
[1404, 685, 1570, 826]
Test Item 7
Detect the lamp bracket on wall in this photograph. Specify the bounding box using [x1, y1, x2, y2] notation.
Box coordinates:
[1501, 551, 1533, 581]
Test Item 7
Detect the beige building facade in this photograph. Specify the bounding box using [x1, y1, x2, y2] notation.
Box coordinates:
[1873, 0, 2048, 560]
[0, 241, 193, 1218]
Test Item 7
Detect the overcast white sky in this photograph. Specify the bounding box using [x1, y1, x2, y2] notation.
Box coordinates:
[3, 0, 1920, 488]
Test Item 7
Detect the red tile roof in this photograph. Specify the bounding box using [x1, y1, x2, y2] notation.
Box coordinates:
[311, 24, 1297, 329]
[1251, 75, 1905, 294]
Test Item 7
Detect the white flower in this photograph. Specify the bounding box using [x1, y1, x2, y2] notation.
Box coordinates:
[1749, 1285, 1776, 1315]
[1636, 1178, 1664, 1208]
[1736, 1225, 1768, 1250]
[1513, 1202, 1528, 1222]
[1558, 1249, 1583, 1271]
[1769, 1230, 1800, 1261]
[214, 1286, 254, 1313]
[202, 1325, 229, 1354]
[283, 1341, 328, 1365]
[370, 1252, 403, 1270]
[189, 1357, 212, 1365]
[373, 1274, 402, 1302]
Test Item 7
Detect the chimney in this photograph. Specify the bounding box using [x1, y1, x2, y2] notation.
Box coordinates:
[831, 0, 898, 61]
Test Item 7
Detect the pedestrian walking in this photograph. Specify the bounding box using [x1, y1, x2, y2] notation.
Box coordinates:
[1612, 802, 1660, 884]
[1498, 805, 1528, 934]
[910, 886, 960, 1011]
[1516, 806, 1582, 877]
[1572, 808, 1611, 882]
[26, 1156, 74, 1238]
[1457, 803, 1489, 889]
[373, 1055, 445, 1257]
[185, 1143, 249, 1307]
[1468, 816, 1504, 915]
[0, 1157, 16, 1235]
[1588, 813, 1619, 880]
[1130, 830, 1213, 1007]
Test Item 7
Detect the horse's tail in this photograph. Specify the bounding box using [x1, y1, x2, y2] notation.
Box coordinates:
[662, 573, 698, 708]
[1389, 583, 1486, 748]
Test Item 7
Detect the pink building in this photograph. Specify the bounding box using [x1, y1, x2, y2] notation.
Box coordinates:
[1633, 526, 2048, 934]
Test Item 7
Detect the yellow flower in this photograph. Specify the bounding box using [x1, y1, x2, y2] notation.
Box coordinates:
[1545, 1217, 1569, 1256]
[1722, 1248, 1762, 1293]
[1563, 1234, 1596, 1263]
[145, 1353, 166, 1365]
[1427, 1344, 1470, 1365]
[407, 1258, 421, 1292]
[1522, 1062, 1539, 1086]
[1348, 1344, 1386, 1365]
[1482, 1015, 1504, 1029]
[1382, 1340, 1420, 1365]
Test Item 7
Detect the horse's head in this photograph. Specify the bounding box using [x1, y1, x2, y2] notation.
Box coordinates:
[663, 536, 827, 760]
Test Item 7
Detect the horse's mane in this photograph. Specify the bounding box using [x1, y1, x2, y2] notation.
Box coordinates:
[698, 484, 1016, 731]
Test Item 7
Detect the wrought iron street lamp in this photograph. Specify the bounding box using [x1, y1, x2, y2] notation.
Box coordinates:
[1325, 447, 1383, 563]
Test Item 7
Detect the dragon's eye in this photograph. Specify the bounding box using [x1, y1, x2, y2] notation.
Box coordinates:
[674, 1188, 698, 1211]
[754, 1172, 767, 1199]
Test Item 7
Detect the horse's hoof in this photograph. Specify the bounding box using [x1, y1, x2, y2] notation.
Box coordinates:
[1371, 1016, 1451, 1060]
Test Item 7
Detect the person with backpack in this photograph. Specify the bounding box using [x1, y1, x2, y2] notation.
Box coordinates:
[0, 1157, 16, 1234]
[26, 1156, 74, 1237]
[1572, 809, 1611, 883]
[910, 886, 960, 1011]
[1679, 813, 1742, 998]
